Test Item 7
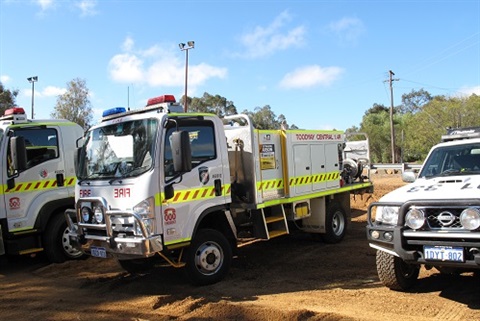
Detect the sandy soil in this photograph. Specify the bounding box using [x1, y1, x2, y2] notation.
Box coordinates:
[1, 173, 479, 321]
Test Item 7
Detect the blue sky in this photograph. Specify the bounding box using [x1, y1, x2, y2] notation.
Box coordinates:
[0, 0, 479, 130]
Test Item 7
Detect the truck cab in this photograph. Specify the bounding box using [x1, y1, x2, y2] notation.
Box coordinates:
[367, 127, 480, 291]
[0, 107, 85, 263]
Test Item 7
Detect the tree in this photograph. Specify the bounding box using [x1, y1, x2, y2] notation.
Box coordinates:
[242, 105, 288, 130]
[51, 78, 93, 129]
[399, 89, 432, 114]
[0, 82, 19, 115]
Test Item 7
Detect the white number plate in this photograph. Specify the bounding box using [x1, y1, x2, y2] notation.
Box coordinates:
[90, 246, 107, 258]
[424, 246, 464, 262]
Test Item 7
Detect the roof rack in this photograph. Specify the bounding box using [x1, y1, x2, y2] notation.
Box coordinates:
[441, 127, 480, 142]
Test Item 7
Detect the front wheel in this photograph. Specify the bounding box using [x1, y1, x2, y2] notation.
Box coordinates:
[376, 250, 420, 291]
[322, 203, 348, 244]
[185, 229, 232, 286]
[44, 213, 86, 263]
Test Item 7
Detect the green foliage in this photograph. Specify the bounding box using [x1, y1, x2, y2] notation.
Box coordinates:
[0, 82, 19, 115]
[51, 78, 93, 129]
[242, 105, 288, 130]
[187, 92, 237, 117]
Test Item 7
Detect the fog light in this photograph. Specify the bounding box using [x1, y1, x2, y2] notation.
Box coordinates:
[384, 232, 393, 241]
[460, 208, 480, 230]
[406, 208, 425, 230]
[371, 230, 380, 239]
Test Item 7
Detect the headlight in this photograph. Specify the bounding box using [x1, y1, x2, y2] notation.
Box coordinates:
[133, 197, 156, 236]
[81, 206, 92, 223]
[93, 206, 104, 224]
[460, 207, 480, 230]
[375, 206, 399, 225]
[405, 208, 425, 230]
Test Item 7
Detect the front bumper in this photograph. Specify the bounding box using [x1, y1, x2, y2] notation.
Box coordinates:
[65, 206, 163, 259]
[366, 200, 480, 269]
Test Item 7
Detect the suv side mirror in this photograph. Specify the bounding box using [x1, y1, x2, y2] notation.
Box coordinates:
[402, 171, 416, 183]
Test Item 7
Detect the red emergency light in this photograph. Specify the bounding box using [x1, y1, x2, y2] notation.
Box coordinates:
[4, 107, 26, 116]
[146, 95, 176, 106]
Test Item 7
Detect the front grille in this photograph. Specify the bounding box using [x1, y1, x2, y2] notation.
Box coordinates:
[425, 207, 463, 229]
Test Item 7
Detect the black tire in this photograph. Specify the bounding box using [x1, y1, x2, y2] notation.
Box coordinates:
[185, 229, 232, 286]
[43, 213, 86, 263]
[322, 202, 348, 244]
[118, 257, 156, 274]
[376, 250, 420, 291]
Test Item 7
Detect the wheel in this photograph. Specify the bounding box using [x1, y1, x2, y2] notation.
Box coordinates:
[184, 229, 232, 286]
[43, 213, 86, 263]
[118, 257, 156, 274]
[322, 202, 348, 243]
[376, 250, 420, 291]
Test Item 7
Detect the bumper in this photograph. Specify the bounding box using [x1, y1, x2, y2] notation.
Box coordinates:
[366, 200, 480, 269]
[65, 208, 163, 259]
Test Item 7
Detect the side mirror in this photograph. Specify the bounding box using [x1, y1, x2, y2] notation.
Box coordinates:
[171, 131, 192, 173]
[74, 147, 86, 178]
[402, 171, 416, 183]
[11, 136, 27, 171]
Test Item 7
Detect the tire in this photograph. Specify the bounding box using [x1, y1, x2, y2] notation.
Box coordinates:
[43, 213, 86, 263]
[322, 202, 348, 244]
[118, 257, 156, 274]
[185, 229, 232, 286]
[376, 250, 420, 291]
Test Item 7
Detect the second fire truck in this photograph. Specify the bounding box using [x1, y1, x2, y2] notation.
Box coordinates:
[66, 95, 373, 285]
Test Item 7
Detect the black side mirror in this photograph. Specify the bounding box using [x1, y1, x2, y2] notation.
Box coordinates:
[172, 131, 192, 173]
[11, 136, 27, 171]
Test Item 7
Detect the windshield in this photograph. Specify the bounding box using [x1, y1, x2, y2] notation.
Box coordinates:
[419, 143, 480, 178]
[79, 118, 158, 180]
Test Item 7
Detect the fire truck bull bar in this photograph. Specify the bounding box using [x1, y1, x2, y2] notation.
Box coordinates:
[64, 208, 163, 259]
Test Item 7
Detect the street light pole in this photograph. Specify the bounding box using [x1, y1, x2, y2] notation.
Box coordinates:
[179, 41, 194, 112]
[27, 76, 38, 119]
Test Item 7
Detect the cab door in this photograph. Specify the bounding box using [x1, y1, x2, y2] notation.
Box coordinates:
[4, 126, 65, 232]
[160, 118, 230, 248]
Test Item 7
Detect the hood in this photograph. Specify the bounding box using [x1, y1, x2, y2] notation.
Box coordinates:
[380, 174, 480, 203]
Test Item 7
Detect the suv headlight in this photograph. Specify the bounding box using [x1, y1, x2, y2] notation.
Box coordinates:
[375, 206, 399, 225]
[133, 197, 155, 236]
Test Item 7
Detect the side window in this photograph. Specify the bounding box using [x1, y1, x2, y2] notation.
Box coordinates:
[9, 128, 59, 172]
[164, 121, 216, 179]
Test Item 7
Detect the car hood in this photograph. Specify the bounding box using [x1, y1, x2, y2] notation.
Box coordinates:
[379, 175, 480, 203]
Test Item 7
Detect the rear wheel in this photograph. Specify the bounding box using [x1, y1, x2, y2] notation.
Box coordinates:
[185, 229, 232, 286]
[44, 213, 85, 263]
[376, 250, 420, 291]
[322, 203, 347, 243]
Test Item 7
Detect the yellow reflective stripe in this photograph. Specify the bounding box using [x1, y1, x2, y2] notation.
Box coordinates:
[256, 171, 340, 192]
[0, 176, 76, 195]
[158, 184, 231, 205]
[256, 178, 284, 191]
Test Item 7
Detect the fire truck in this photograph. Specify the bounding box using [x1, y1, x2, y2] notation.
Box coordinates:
[0, 107, 85, 263]
[65, 95, 373, 285]
[367, 127, 480, 291]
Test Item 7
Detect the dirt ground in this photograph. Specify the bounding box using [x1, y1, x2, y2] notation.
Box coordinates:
[1, 173, 480, 321]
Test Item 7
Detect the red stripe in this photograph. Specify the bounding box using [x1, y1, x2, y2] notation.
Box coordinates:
[15, 184, 22, 191]
[25, 183, 32, 190]
[183, 191, 191, 200]
[173, 192, 180, 202]
[202, 189, 208, 197]
[192, 190, 199, 199]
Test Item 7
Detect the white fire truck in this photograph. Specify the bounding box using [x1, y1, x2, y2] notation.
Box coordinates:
[0, 107, 85, 263]
[65, 95, 373, 285]
[367, 127, 480, 291]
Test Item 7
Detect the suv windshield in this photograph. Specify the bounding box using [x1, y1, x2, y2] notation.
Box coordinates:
[79, 118, 158, 180]
[419, 143, 480, 178]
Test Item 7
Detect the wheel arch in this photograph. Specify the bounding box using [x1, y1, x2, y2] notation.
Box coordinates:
[34, 197, 75, 232]
[192, 205, 237, 250]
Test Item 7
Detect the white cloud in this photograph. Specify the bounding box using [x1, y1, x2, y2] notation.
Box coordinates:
[108, 37, 227, 90]
[458, 85, 480, 96]
[41, 85, 66, 97]
[75, 0, 98, 17]
[34, 0, 55, 12]
[327, 17, 365, 46]
[0, 75, 11, 84]
[279, 65, 345, 89]
[238, 10, 305, 58]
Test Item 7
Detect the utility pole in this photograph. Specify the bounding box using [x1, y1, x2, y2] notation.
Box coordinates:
[386, 70, 399, 163]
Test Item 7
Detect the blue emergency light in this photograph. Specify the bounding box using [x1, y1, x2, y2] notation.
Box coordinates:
[102, 107, 126, 117]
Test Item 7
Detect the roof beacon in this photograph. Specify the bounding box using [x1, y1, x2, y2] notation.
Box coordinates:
[145, 95, 183, 113]
[1, 107, 28, 123]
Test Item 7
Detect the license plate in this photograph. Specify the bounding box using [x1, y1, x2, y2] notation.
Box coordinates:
[90, 246, 107, 258]
[424, 246, 464, 262]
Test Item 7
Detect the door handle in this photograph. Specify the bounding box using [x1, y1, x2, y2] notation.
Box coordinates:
[214, 179, 222, 196]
